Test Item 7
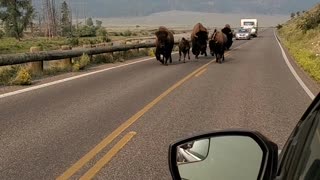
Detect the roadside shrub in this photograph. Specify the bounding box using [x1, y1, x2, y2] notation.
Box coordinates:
[113, 32, 120, 36]
[92, 54, 114, 64]
[122, 30, 132, 37]
[76, 26, 96, 37]
[67, 37, 80, 46]
[148, 48, 155, 57]
[96, 28, 107, 37]
[0, 66, 20, 85]
[298, 8, 320, 32]
[113, 52, 125, 62]
[11, 67, 32, 85]
[139, 49, 149, 56]
[73, 53, 90, 71]
[98, 36, 111, 43]
[276, 24, 283, 29]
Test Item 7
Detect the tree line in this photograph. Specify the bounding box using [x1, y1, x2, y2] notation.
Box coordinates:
[0, 0, 107, 41]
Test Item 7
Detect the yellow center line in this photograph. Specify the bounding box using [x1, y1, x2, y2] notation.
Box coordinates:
[79, 132, 137, 180]
[56, 43, 244, 180]
[195, 68, 207, 77]
[56, 58, 215, 180]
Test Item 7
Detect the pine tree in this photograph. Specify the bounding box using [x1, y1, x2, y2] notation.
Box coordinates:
[0, 0, 34, 40]
[60, 1, 71, 36]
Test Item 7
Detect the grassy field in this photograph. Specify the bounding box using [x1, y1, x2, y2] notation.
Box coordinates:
[0, 28, 157, 54]
[278, 4, 320, 83]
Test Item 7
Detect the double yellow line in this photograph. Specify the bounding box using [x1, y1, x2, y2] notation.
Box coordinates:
[56, 60, 214, 180]
[56, 42, 248, 180]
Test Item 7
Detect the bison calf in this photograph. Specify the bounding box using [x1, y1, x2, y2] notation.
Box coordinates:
[179, 38, 190, 63]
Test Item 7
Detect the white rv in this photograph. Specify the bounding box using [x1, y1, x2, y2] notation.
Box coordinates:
[240, 19, 258, 37]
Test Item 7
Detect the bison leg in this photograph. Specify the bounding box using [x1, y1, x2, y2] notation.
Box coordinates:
[204, 51, 207, 57]
[165, 57, 169, 66]
[170, 54, 172, 64]
[188, 50, 190, 60]
[179, 50, 181, 61]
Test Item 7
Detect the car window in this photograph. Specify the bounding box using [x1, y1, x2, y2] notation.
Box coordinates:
[244, 22, 254, 26]
[239, 29, 248, 33]
[277, 97, 320, 179]
[297, 111, 320, 180]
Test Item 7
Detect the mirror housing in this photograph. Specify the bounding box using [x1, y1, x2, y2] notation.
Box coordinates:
[169, 130, 278, 180]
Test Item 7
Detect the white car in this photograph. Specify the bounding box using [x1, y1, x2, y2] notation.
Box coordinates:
[235, 29, 251, 40]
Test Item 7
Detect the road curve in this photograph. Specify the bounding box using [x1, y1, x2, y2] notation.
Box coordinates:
[0, 29, 316, 180]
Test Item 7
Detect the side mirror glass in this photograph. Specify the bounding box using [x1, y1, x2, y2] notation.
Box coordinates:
[169, 130, 278, 180]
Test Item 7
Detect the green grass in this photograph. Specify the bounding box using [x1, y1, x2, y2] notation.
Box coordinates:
[0, 28, 162, 55]
[278, 5, 320, 83]
[0, 36, 111, 54]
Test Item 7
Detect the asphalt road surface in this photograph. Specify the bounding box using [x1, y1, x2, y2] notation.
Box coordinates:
[0, 29, 318, 180]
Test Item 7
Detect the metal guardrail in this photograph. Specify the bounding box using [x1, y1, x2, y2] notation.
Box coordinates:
[0, 27, 273, 67]
[0, 40, 183, 67]
[0, 42, 159, 67]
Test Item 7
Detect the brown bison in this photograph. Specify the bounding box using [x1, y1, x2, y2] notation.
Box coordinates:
[155, 26, 174, 65]
[209, 30, 227, 64]
[178, 38, 190, 63]
[221, 24, 233, 50]
[191, 23, 208, 59]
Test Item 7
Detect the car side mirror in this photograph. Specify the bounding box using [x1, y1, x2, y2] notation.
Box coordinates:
[169, 130, 278, 180]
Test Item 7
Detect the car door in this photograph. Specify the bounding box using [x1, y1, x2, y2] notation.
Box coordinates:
[276, 93, 320, 180]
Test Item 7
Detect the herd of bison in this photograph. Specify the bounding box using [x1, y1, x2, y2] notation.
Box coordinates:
[155, 23, 233, 65]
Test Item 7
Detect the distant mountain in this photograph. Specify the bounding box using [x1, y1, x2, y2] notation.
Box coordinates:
[34, 0, 320, 18]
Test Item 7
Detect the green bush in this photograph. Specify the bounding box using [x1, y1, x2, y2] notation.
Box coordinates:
[113, 32, 120, 36]
[276, 24, 283, 30]
[11, 67, 32, 85]
[73, 53, 90, 71]
[92, 54, 114, 64]
[96, 28, 107, 37]
[67, 37, 79, 46]
[297, 5, 320, 32]
[76, 25, 96, 37]
[148, 48, 155, 57]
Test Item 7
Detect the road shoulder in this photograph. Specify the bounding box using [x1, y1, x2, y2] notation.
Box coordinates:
[275, 30, 320, 97]
[0, 56, 156, 95]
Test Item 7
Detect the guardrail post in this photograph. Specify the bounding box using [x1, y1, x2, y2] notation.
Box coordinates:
[28, 47, 43, 74]
[60, 45, 72, 68]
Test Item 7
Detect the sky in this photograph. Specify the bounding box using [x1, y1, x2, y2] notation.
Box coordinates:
[32, 0, 320, 18]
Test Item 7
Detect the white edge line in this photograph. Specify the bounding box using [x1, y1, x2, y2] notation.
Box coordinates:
[0, 52, 177, 99]
[273, 30, 315, 100]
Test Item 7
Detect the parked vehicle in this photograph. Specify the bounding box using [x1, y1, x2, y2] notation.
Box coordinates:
[241, 19, 258, 37]
[235, 28, 251, 40]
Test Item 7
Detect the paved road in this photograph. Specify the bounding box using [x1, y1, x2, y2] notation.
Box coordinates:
[0, 29, 317, 180]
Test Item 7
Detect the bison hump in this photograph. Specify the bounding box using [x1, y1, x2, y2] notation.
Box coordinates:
[191, 23, 208, 39]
